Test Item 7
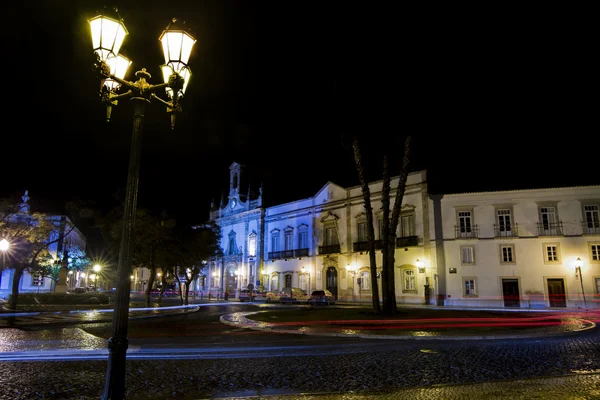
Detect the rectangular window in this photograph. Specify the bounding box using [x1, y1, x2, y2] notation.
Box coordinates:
[500, 245, 515, 263]
[298, 231, 308, 249]
[544, 244, 560, 263]
[284, 274, 292, 288]
[461, 246, 474, 265]
[464, 278, 477, 296]
[31, 273, 43, 286]
[248, 236, 256, 257]
[400, 214, 415, 237]
[271, 235, 279, 252]
[271, 275, 279, 291]
[357, 222, 367, 242]
[403, 270, 415, 291]
[360, 271, 370, 290]
[497, 209, 512, 232]
[458, 211, 472, 233]
[325, 227, 336, 246]
[595, 278, 600, 295]
[540, 207, 556, 230]
[590, 243, 600, 262]
[284, 232, 293, 251]
[585, 205, 600, 228]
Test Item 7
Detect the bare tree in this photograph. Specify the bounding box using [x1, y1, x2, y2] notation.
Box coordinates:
[352, 135, 412, 315]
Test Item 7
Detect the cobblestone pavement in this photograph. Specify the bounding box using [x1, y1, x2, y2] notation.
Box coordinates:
[214, 373, 600, 399]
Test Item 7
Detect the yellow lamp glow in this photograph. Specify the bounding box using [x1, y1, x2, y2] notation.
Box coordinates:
[0, 238, 9, 252]
[130, 275, 134, 280]
[93, 264, 102, 273]
[161, 64, 191, 98]
[159, 28, 196, 68]
[88, 15, 128, 61]
[103, 54, 132, 90]
[416, 259, 422, 268]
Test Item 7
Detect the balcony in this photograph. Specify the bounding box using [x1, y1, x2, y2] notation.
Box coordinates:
[319, 244, 341, 255]
[396, 235, 418, 247]
[454, 225, 479, 239]
[294, 248, 309, 258]
[268, 251, 283, 260]
[494, 223, 519, 238]
[582, 222, 600, 235]
[537, 221, 563, 236]
[353, 241, 370, 252]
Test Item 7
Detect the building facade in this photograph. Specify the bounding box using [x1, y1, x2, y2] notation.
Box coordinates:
[0, 191, 87, 295]
[431, 186, 600, 309]
[208, 162, 600, 309]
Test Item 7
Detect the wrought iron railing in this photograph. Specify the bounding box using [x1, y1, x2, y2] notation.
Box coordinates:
[294, 248, 309, 258]
[454, 225, 479, 239]
[582, 222, 600, 235]
[494, 223, 519, 237]
[353, 241, 370, 252]
[537, 221, 563, 236]
[396, 235, 418, 247]
[318, 244, 341, 255]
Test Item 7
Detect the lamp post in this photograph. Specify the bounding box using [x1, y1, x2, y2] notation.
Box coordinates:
[346, 264, 356, 302]
[88, 9, 196, 400]
[575, 257, 587, 310]
[0, 238, 10, 288]
[93, 264, 102, 291]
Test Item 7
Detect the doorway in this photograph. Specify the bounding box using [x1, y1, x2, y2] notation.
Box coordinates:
[502, 279, 520, 307]
[547, 278, 566, 307]
[326, 267, 338, 299]
[224, 266, 238, 293]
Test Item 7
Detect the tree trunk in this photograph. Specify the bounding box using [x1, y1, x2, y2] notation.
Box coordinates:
[175, 272, 183, 305]
[8, 264, 25, 311]
[381, 154, 396, 315]
[157, 275, 167, 305]
[144, 268, 156, 308]
[352, 136, 381, 314]
[184, 279, 191, 305]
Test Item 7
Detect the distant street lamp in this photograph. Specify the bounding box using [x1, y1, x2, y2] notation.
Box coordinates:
[574, 257, 587, 310]
[88, 7, 196, 400]
[0, 238, 9, 288]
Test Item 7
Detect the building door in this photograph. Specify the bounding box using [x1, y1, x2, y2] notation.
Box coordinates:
[547, 279, 566, 307]
[502, 279, 520, 307]
[225, 267, 238, 293]
[326, 267, 338, 299]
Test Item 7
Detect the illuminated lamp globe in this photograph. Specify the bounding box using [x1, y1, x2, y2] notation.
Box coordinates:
[88, 14, 128, 62]
[0, 239, 9, 252]
[103, 54, 132, 90]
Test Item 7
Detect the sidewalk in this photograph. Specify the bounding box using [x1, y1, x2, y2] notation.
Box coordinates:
[221, 303, 599, 340]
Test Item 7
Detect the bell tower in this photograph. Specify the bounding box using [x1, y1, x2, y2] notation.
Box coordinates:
[227, 162, 244, 209]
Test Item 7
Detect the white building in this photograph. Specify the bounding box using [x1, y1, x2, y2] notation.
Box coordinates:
[209, 162, 430, 303]
[431, 186, 600, 309]
[208, 162, 600, 309]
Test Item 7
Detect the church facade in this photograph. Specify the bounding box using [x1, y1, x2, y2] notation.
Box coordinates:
[208, 162, 600, 309]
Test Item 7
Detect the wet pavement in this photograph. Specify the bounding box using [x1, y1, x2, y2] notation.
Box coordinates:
[220, 305, 599, 340]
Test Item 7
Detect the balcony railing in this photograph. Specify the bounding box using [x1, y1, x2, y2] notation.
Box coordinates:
[269, 249, 308, 260]
[537, 221, 563, 236]
[318, 244, 341, 255]
[353, 241, 370, 252]
[582, 222, 600, 235]
[494, 223, 519, 238]
[294, 248, 309, 258]
[454, 225, 479, 239]
[396, 235, 418, 247]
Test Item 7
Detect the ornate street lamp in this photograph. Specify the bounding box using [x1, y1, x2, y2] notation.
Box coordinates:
[88, 8, 196, 400]
[575, 257, 587, 310]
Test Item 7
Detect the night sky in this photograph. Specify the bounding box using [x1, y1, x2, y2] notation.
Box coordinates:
[4, 1, 598, 248]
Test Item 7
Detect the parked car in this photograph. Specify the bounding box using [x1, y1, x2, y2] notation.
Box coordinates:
[278, 287, 310, 303]
[239, 289, 259, 302]
[264, 291, 281, 303]
[308, 289, 336, 305]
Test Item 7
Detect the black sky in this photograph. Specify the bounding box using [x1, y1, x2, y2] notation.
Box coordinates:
[4, 1, 598, 247]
